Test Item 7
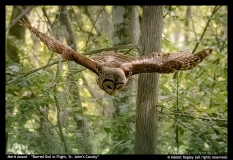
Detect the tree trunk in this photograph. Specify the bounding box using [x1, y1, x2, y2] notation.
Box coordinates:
[6, 6, 30, 62]
[185, 6, 191, 42]
[135, 6, 163, 154]
[111, 6, 140, 154]
[112, 5, 140, 113]
[6, 6, 31, 153]
[59, 6, 92, 154]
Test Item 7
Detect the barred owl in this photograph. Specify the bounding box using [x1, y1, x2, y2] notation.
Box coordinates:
[19, 20, 213, 96]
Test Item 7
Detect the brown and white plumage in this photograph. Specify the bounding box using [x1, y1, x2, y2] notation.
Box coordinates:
[19, 19, 213, 96]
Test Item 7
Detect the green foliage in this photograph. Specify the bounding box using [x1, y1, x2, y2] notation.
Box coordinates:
[6, 6, 227, 154]
[158, 6, 227, 154]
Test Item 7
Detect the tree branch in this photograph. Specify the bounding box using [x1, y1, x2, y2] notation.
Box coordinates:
[53, 57, 68, 153]
[59, 6, 92, 154]
[84, 44, 139, 55]
[159, 106, 227, 122]
[59, 6, 77, 50]
[192, 6, 221, 54]
[42, 7, 52, 26]
[6, 59, 65, 85]
[6, 6, 34, 32]
[37, 108, 62, 139]
[85, 6, 105, 52]
[163, 111, 220, 154]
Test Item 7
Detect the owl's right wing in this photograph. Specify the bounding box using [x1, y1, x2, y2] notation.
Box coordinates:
[120, 48, 213, 77]
[19, 19, 102, 75]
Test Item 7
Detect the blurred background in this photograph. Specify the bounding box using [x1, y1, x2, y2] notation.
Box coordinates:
[6, 6, 227, 154]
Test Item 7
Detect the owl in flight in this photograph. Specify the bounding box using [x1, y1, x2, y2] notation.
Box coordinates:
[19, 20, 213, 96]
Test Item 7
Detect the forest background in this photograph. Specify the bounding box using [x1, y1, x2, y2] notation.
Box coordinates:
[6, 6, 227, 154]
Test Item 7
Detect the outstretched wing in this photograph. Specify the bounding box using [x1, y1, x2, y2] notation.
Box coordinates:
[19, 19, 102, 75]
[120, 48, 213, 77]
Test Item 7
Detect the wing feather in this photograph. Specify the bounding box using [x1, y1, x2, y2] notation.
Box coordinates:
[19, 19, 101, 75]
[120, 48, 213, 77]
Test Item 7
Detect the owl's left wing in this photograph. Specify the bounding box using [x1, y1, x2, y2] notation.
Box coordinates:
[120, 48, 213, 77]
[19, 19, 102, 75]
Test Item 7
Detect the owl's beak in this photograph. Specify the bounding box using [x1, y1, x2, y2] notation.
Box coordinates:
[111, 92, 116, 96]
[111, 91, 118, 96]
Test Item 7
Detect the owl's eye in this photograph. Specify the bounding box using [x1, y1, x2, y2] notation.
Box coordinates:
[107, 85, 112, 89]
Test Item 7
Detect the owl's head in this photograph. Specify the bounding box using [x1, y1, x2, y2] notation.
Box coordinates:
[97, 68, 127, 96]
